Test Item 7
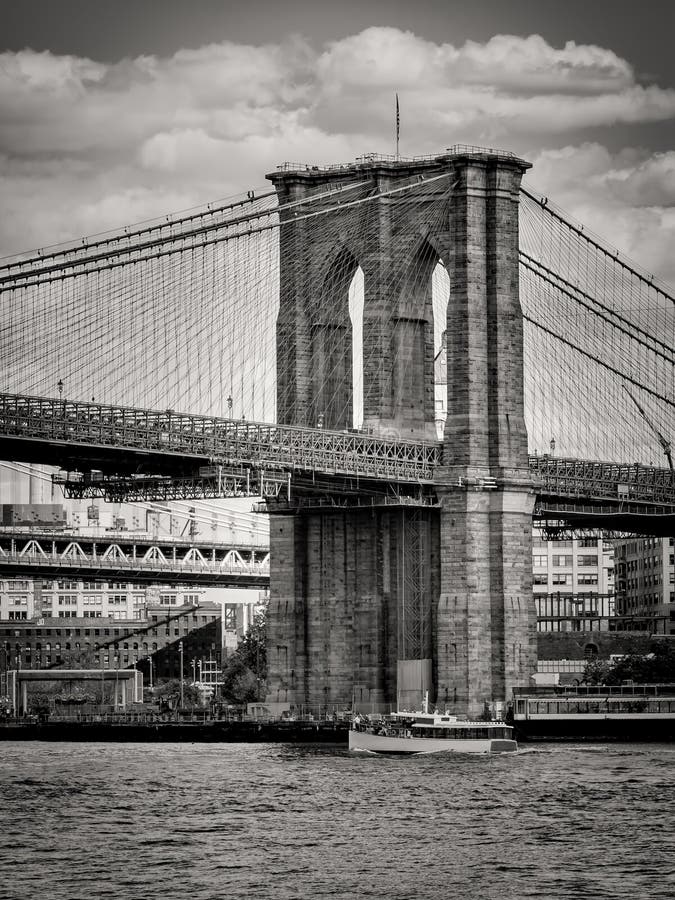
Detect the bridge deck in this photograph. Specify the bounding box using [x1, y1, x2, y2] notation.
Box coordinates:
[0, 528, 270, 586]
[0, 393, 438, 483]
[1, 393, 674, 509]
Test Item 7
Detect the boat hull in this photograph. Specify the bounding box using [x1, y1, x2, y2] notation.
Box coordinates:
[349, 730, 517, 754]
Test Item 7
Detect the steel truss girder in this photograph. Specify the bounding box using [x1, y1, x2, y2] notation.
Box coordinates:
[399, 508, 429, 661]
[0, 392, 438, 484]
[2, 392, 674, 512]
[264, 487, 438, 514]
[0, 529, 270, 586]
[535, 520, 635, 541]
[530, 456, 675, 506]
[56, 468, 287, 503]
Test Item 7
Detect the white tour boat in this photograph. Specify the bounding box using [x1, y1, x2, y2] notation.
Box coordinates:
[349, 709, 518, 754]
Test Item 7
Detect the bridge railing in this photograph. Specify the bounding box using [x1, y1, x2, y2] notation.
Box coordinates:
[529, 455, 675, 505]
[0, 552, 270, 576]
[0, 551, 270, 588]
[0, 393, 440, 483]
[275, 146, 518, 173]
[2, 393, 674, 504]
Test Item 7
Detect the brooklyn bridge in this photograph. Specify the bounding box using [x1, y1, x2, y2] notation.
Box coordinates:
[1, 145, 673, 716]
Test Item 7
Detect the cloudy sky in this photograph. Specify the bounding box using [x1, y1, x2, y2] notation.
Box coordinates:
[2, 0, 675, 285]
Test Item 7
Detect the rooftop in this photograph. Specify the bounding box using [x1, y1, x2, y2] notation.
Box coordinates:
[273, 144, 524, 175]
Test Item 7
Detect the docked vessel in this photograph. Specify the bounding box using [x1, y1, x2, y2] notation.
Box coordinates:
[349, 709, 518, 754]
[511, 687, 675, 742]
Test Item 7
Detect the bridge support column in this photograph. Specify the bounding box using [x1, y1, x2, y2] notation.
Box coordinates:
[434, 152, 536, 716]
[435, 484, 536, 717]
[266, 507, 438, 712]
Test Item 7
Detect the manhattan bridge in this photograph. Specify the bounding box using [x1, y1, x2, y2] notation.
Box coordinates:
[0, 146, 673, 716]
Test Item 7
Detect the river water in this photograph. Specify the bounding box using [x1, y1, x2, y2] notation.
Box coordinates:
[0, 741, 673, 900]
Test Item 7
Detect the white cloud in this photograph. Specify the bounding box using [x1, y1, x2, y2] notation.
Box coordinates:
[317, 30, 636, 96]
[0, 28, 673, 288]
[525, 143, 675, 287]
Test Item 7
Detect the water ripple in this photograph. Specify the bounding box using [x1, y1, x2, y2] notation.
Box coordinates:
[0, 741, 673, 899]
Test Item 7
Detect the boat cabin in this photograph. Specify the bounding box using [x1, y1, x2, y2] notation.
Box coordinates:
[353, 710, 513, 741]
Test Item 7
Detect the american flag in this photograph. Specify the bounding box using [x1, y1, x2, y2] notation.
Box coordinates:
[396, 93, 400, 154]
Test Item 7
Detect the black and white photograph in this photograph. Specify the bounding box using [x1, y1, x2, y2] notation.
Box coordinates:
[0, 1, 673, 897]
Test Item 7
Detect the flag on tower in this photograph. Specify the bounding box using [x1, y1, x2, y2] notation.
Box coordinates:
[396, 93, 400, 157]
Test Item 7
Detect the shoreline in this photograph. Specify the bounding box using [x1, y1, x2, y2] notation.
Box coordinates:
[1, 718, 673, 743]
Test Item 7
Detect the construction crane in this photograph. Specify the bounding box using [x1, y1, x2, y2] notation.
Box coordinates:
[624, 387, 673, 470]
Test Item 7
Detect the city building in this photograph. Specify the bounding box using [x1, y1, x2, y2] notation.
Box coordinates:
[0, 462, 267, 684]
[532, 533, 615, 632]
[0, 600, 229, 674]
[614, 537, 675, 634]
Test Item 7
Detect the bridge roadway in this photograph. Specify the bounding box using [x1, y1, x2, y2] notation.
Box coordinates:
[1, 393, 674, 532]
[0, 527, 270, 587]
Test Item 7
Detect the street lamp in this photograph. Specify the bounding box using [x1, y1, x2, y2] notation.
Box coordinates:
[57, 379, 66, 438]
[178, 641, 184, 708]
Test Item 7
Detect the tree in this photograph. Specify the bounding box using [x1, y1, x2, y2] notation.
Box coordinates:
[235, 605, 267, 680]
[153, 678, 203, 708]
[27, 692, 52, 721]
[581, 659, 612, 685]
[605, 641, 675, 684]
[582, 640, 675, 686]
[220, 602, 268, 704]
[221, 654, 261, 704]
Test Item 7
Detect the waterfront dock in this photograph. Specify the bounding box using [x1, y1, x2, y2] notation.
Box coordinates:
[0, 716, 350, 743]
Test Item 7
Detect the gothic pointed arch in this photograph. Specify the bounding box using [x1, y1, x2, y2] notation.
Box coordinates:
[388, 238, 444, 436]
[309, 244, 361, 430]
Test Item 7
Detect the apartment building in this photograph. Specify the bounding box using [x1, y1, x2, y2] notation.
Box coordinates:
[533, 534, 615, 632]
[613, 536, 675, 634]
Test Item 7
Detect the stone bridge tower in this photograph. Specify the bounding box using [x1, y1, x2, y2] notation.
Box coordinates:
[264, 148, 537, 717]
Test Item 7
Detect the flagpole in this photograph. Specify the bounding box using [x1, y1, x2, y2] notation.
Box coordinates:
[395, 93, 400, 159]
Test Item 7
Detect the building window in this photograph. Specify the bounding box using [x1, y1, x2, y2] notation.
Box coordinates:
[578, 574, 599, 585]
[552, 573, 573, 585]
[552, 556, 573, 567]
[533, 555, 547, 568]
[578, 555, 599, 567]
[9, 581, 29, 591]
